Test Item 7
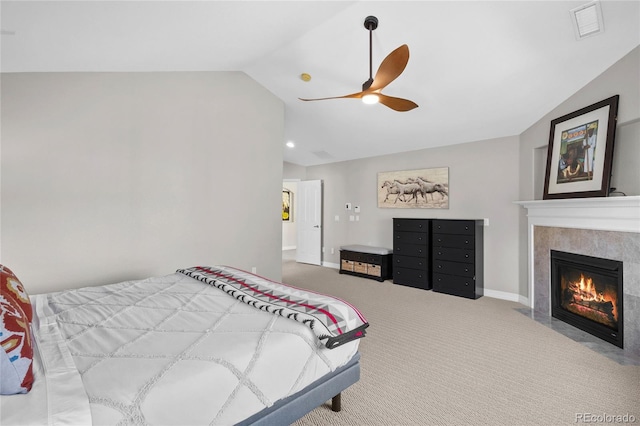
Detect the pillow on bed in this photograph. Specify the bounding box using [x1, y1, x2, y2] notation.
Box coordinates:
[1, 265, 34, 395]
[1, 265, 33, 323]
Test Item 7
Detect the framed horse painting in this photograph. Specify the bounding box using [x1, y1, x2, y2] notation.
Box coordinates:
[377, 167, 449, 209]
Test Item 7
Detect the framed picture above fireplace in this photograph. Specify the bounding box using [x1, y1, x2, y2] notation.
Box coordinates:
[543, 95, 619, 200]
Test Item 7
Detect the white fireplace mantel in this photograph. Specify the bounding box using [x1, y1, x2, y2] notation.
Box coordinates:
[515, 196, 640, 234]
[515, 196, 640, 309]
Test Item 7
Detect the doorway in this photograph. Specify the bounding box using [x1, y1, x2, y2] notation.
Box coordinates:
[282, 179, 322, 266]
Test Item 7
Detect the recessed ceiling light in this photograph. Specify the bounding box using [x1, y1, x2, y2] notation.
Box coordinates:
[571, 1, 604, 40]
[286, 141, 295, 148]
[300, 73, 311, 82]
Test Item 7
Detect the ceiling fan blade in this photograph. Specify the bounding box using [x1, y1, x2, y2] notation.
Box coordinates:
[299, 92, 364, 102]
[377, 93, 418, 112]
[370, 44, 410, 92]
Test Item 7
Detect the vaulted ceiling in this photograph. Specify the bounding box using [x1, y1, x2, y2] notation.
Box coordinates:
[2, 1, 639, 166]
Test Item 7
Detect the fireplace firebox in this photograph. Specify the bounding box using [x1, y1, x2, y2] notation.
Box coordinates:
[550, 250, 623, 348]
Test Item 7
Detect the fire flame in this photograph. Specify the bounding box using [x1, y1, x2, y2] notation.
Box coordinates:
[576, 274, 606, 303]
[566, 273, 618, 324]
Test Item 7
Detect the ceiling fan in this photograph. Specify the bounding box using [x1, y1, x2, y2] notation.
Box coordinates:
[299, 15, 418, 112]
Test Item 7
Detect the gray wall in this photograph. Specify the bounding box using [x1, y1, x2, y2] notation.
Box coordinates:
[1, 71, 284, 294]
[303, 136, 522, 300]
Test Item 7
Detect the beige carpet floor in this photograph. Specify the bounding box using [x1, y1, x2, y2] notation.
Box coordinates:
[282, 259, 640, 426]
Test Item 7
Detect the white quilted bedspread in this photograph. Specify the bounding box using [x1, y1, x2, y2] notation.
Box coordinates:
[1, 272, 359, 425]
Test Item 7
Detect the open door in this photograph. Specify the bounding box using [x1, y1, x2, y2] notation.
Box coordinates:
[296, 180, 322, 265]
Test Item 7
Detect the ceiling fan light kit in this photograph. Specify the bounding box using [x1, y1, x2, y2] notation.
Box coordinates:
[362, 94, 380, 105]
[299, 15, 418, 112]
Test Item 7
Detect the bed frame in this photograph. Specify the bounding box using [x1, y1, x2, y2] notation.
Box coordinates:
[238, 352, 361, 425]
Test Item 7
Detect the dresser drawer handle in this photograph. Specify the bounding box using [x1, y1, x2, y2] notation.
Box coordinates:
[464, 268, 469, 272]
[465, 254, 469, 258]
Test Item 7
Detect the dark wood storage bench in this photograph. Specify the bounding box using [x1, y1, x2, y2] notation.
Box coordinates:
[339, 245, 393, 282]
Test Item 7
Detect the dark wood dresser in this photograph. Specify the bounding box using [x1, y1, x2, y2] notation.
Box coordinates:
[432, 219, 484, 299]
[392, 218, 431, 290]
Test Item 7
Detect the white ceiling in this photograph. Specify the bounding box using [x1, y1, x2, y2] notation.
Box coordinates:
[2, 1, 639, 166]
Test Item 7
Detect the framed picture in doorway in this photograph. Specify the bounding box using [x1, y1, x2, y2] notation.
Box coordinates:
[543, 95, 619, 199]
[282, 189, 292, 221]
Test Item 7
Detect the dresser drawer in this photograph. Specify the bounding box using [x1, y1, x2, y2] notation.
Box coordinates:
[340, 250, 361, 262]
[432, 233, 474, 249]
[433, 259, 475, 277]
[393, 254, 428, 270]
[432, 220, 474, 235]
[433, 273, 476, 298]
[393, 267, 431, 290]
[362, 253, 383, 264]
[341, 250, 382, 264]
[433, 246, 473, 263]
[394, 231, 428, 244]
[394, 242, 428, 258]
[393, 219, 430, 233]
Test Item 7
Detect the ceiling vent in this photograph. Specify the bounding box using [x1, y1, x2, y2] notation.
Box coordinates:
[571, 1, 604, 40]
[312, 150, 335, 160]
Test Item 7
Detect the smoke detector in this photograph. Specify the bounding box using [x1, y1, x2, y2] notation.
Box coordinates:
[570, 1, 604, 40]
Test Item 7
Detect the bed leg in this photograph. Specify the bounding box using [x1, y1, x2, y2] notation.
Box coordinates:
[331, 393, 342, 412]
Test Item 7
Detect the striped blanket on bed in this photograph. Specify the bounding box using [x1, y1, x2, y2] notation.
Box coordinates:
[176, 266, 368, 349]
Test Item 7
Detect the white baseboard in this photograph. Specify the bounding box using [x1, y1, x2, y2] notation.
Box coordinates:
[484, 289, 525, 304]
[282, 246, 296, 251]
[518, 294, 531, 307]
[323, 261, 340, 269]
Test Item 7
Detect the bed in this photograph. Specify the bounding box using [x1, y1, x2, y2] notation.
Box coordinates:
[0, 265, 368, 425]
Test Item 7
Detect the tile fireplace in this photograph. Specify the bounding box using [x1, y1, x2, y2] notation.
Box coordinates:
[517, 196, 640, 356]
